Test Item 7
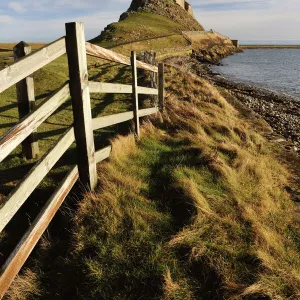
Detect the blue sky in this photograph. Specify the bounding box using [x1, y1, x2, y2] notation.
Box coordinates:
[0, 0, 299, 43]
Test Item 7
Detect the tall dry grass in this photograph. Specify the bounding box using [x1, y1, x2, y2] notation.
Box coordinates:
[5, 65, 299, 300]
[162, 66, 299, 299]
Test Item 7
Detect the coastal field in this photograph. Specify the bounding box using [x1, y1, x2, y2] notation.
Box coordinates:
[0, 50, 13, 70]
[5, 61, 299, 300]
[0, 51, 151, 197]
[1, 2, 299, 300]
[0, 43, 46, 50]
[0, 43, 46, 70]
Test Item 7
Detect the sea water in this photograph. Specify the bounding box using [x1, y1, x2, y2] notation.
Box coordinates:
[213, 49, 300, 98]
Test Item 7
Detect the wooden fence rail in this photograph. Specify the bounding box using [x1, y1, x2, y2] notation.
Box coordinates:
[0, 83, 70, 164]
[0, 37, 66, 93]
[85, 42, 158, 72]
[0, 21, 164, 298]
[89, 81, 158, 95]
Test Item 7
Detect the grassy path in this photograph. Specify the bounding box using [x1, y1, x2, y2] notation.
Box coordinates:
[0, 51, 154, 276]
[4, 65, 299, 300]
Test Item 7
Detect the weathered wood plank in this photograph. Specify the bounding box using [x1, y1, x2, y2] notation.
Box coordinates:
[131, 51, 140, 137]
[95, 146, 111, 163]
[158, 63, 165, 110]
[92, 111, 134, 131]
[66, 22, 97, 190]
[89, 82, 158, 96]
[92, 108, 157, 131]
[137, 86, 158, 96]
[0, 166, 79, 298]
[85, 42, 158, 73]
[14, 41, 39, 159]
[0, 127, 75, 233]
[0, 83, 70, 164]
[138, 107, 158, 117]
[0, 37, 66, 93]
[89, 82, 132, 94]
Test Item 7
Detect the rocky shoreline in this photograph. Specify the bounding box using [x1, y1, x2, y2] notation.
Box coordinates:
[191, 46, 242, 65]
[165, 55, 300, 152]
[206, 73, 300, 148]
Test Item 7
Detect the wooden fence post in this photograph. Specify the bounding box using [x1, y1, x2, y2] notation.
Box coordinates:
[65, 22, 97, 190]
[158, 63, 165, 110]
[13, 42, 39, 159]
[131, 51, 140, 137]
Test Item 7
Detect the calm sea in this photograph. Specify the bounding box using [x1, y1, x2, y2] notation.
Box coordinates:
[213, 49, 300, 98]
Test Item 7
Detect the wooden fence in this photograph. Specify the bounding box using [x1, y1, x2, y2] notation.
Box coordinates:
[0, 22, 165, 298]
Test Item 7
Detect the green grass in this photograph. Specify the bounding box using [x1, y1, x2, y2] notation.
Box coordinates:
[6, 65, 299, 300]
[69, 67, 300, 300]
[113, 35, 190, 56]
[0, 51, 13, 70]
[0, 55, 70, 196]
[1, 11, 299, 300]
[0, 50, 154, 273]
[0, 43, 46, 70]
[0, 53, 152, 193]
[90, 12, 186, 49]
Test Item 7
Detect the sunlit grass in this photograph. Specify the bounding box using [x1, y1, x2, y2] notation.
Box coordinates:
[8, 65, 299, 300]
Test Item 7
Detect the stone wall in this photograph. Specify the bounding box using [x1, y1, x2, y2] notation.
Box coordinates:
[182, 30, 235, 48]
[184, 2, 193, 16]
[231, 40, 239, 47]
[175, 0, 185, 9]
[174, 0, 194, 16]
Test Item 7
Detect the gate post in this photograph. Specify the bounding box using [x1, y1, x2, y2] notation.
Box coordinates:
[158, 63, 165, 110]
[131, 51, 140, 137]
[65, 22, 97, 190]
[13, 42, 39, 159]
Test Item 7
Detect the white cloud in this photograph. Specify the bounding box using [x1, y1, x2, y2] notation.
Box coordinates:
[194, 0, 300, 41]
[8, 2, 26, 13]
[0, 11, 121, 42]
[4, 0, 126, 13]
[0, 0, 299, 42]
[0, 14, 14, 24]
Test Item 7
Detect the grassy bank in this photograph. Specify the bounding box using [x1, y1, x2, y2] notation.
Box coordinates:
[7, 65, 299, 300]
[0, 49, 154, 279]
[90, 12, 186, 50]
[0, 52, 149, 196]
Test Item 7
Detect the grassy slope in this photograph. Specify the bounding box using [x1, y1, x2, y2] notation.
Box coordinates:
[0, 53, 147, 194]
[0, 10, 191, 199]
[7, 66, 299, 300]
[71, 68, 300, 299]
[0, 50, 153, 275]
[0, 7, 298, 300]
[89, 12, 235, 58]
[90, 12, 190, 54]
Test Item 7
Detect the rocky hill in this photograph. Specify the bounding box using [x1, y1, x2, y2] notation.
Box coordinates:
[124, 0, 204, 31]
[90, 0, 204, 48]
[3, 1, 299, 299]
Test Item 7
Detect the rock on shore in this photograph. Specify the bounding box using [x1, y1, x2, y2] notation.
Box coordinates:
[192, 46, 242, 65]
[207, 76, 300, 149]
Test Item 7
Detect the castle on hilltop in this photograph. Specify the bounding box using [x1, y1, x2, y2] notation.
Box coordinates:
[127, 0, 195, 18]
[174, 0, 194, 16]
